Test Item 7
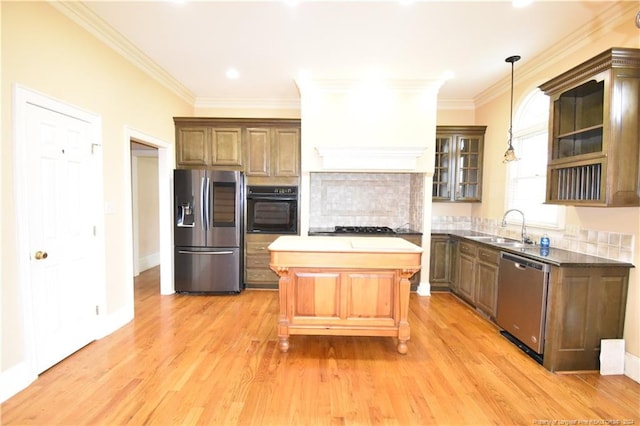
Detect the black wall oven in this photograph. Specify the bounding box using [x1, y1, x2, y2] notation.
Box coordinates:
[246, 186, 298, 234]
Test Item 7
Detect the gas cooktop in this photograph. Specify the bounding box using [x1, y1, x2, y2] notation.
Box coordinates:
[333, 226, 396, 234]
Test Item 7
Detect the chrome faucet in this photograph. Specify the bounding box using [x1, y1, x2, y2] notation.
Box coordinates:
[501, 209, 530, 244]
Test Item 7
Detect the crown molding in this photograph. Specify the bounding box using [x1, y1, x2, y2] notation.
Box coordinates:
[49, 1, 195, 106]
[474, 1, 637, 108]
[49, 1, 634, 113]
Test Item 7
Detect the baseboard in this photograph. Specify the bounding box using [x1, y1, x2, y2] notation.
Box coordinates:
[138, 252, 160, 273]
[0, 361, 36, 404]
[1, 303, 134, 404]
[96, 302, 134, 340]
[625, 351, 640, 383]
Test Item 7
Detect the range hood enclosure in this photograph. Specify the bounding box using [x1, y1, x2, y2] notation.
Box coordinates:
[315, 147, 425, 171]
[297, 78, 442, 173]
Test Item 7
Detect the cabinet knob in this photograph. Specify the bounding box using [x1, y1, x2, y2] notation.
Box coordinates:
[34, 250, 48, 260]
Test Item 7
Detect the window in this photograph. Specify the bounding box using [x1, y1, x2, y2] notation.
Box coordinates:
[505, 89, 564, 229]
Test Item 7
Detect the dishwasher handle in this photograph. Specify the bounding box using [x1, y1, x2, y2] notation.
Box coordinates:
[500, 252, 550, 272]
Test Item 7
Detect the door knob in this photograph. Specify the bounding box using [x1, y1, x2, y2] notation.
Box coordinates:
[34, 251, 48, 260]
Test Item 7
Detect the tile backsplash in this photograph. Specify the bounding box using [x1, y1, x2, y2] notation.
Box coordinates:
[432, 215, 635, 263]
[309, 172, 424, 230]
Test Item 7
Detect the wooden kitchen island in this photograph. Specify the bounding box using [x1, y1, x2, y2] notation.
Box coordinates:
[268, 236, 422, 354]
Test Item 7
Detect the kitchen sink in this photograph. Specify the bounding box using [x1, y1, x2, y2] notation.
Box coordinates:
[468, 236, 513, 244]
[468, 235, 536, 249]
[494, 241, 528, 248]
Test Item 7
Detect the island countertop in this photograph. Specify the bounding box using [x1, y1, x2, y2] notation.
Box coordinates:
[268, 235, 423, 253]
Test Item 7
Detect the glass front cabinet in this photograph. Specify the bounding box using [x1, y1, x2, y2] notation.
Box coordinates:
[539, 47, 640, 207]
[433, 126, 486, 202]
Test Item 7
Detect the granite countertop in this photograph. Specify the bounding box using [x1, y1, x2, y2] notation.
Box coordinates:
[432, 229, 634, 268]
[269, 236, 423, 253]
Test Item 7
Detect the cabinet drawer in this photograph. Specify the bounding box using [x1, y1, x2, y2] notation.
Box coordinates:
[246, 254, 269, 268]
[478, 248, 499, 265]
[458, 241, 477, 257]
[246, 268, 278, 283]
[246, 240, 273, 254]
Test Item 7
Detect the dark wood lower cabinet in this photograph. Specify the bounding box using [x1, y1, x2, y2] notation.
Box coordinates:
[429, 234, 452, 291]
[543, 265, 629, 372]
[457, 249, 475, 302]
[474, 247, 499, 318]
[245, 234, 280, 289]
[452, 239, 499, 319]
[437, 233, 631, 372]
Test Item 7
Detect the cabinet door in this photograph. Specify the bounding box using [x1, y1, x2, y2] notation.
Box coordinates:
[344, 271, 396, 325]
[290, 270, 341, 324]
[454, 134, 483, 201]
[433, 135, 453, 200]
[449, 240, 459, 292]
[245, 128, 271, 176]
[433, 126, 486, 202]
[457, 253, 475, 302]
[273, 128, 300, 177]
[475, 261, 499, 317]
[429, 236, 451, 284]
[211, 128, 242, 166]
[176, 127, 210, 166]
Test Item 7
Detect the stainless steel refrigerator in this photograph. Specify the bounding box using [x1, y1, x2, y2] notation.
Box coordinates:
[173, 169, 243, 293]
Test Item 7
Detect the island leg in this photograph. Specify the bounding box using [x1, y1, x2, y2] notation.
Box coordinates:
[396, 272, 413, 354]
[275, 267, 291, 353]
[279, 337, 289, 353]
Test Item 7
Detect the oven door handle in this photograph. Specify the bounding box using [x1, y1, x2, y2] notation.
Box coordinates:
[247, 196, 297, 201]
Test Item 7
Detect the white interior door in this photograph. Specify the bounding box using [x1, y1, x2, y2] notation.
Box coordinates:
[26, 103, 99, 373]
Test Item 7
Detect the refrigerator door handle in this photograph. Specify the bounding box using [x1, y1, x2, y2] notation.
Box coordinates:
[204, 177, 211, 230]
[200, 178, 206, 229]
[177, 250, 235, 255]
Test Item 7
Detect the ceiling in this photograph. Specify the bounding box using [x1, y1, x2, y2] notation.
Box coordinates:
[79, 1, 630, 106]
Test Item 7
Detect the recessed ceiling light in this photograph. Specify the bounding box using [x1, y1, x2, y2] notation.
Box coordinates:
[226, 68, 239, 80]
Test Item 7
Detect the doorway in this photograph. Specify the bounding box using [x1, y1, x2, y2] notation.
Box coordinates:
[131, 141, 160, 277]
[123, 128, 174, 295]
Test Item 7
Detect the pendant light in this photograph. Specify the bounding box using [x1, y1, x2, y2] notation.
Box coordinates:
[503, 55, 521, 163]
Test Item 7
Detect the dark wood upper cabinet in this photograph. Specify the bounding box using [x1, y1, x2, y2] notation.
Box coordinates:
[174, 118, 300, 185]
[433, 126, 486, 202]
[539, 47, 640, 207]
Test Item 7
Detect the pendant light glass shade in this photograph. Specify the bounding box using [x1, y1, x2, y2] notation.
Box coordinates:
[503, 55, 521, 163]
[503, 144, 518, 162]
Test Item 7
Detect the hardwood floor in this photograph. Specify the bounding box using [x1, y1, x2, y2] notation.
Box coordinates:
[2, 266, 639, 425]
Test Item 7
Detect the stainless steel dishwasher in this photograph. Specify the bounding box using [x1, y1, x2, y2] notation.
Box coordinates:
[496, 252, 550, 362]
